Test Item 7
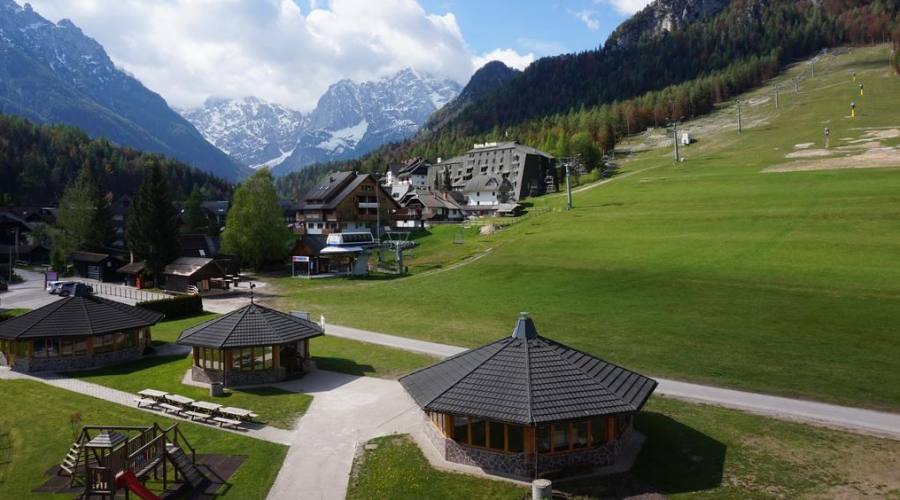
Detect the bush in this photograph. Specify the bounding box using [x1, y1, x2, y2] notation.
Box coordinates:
[137, 294, 204, 319]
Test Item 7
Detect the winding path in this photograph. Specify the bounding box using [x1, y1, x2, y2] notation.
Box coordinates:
[324, 323, 900, 441]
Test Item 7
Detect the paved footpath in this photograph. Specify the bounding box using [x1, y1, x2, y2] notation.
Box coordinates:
[323, 322, 900, 441]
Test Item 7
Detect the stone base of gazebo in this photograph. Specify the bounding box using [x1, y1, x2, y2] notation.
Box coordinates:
[10, 347, 143, 373]
[420, 412, 626, 479]
[190, 360, 315, 388]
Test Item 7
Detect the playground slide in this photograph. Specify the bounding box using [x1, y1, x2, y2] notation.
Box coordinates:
[115, 470, 161, 500]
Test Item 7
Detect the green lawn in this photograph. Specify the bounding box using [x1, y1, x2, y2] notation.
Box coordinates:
[270, 46, 900, 410]
[0, 380, 287, 500]
[347, 435, 526, 500]
[69, 354, 312, 429]
[149, 312, 219, 344]
[348, 397, 900, 499]
[312, 336, 438, 379]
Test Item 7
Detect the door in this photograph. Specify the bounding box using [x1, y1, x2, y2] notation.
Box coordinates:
[87, 265, 101, 280]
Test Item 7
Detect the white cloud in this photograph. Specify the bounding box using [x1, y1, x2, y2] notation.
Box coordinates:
[516, 38, 566, 56]
[472, 48, 534, 72]
[568, 8, 600, 31]
[597, 0, 654, 15]
[26, 0, 513, 111]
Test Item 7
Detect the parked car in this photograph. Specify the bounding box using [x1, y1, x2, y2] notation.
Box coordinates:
[58, 282, 93, 297]
[47, 281, 75, 294]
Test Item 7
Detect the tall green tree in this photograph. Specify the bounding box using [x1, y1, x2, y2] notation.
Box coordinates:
[182, 185, 208, 233]
[125, 163, 181, 279]
[222, 169, 292, 271]
[441, 167, 452, 192]
[54, 165, 114, 262]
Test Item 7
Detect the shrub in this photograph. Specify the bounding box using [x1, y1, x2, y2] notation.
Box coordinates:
[137, 294, 203, 319]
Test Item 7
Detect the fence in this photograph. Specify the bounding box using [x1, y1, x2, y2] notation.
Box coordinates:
[92, 283, 169, 303]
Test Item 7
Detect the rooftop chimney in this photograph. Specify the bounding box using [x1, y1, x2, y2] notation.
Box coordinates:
[511, 312, 539, 340]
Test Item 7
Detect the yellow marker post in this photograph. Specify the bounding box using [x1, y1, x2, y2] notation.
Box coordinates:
[859, 83, 864, 97]
[850, 101, 857, 119]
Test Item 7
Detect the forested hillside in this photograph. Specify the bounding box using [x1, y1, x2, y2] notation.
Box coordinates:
[277, 0, 899, 201]
[0, 114, 232, 206]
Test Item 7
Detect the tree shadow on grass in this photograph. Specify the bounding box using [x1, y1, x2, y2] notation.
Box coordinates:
[556, 412, 725, 499]
[312, 356, 376, 377]
[631, 411, 726, 494]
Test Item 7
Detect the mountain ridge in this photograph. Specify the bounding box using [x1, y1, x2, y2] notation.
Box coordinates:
[0, 0, 249, 181]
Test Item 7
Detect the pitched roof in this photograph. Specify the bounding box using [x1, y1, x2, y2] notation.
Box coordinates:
[297, 172, 398, 211]
[400, 314, 657, 425]
[69, 251, 115, 264]
[117, 261, 147, 275]
[177, 303, 324, 349]
[0, 296, 164, 340]
[163, 257, 223, 277]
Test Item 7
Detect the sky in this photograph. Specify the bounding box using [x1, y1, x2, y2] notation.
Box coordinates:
[25, 0, 650, 112]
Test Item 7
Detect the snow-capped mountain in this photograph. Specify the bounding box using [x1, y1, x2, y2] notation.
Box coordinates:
[273, 68, 461, 175]
[182, 97, 307, 169]
[184, 68, 460, 175]
[0, 0, 247, 180]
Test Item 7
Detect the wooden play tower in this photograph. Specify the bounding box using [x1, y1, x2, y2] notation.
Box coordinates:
[59, 423, 206, 499]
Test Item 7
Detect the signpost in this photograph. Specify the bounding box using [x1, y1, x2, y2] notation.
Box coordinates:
[292, 255, 310, 278]
[824, 127, 830, 149]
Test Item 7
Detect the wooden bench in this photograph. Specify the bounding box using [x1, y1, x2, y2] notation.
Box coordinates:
[213, 417, 243, 429]
[184, 410, 212, 422]
[158, 403, 183, 414]
[133, 397, 158, 408]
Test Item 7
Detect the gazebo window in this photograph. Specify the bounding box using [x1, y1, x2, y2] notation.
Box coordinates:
[470, 418, 487, 447]
[507, 425, 524, 453]
[198, 348, 223, 370]
[230, 346, 274, 372]
[489, 422, 505, 450]
[453, 416, 469, 443]
[572, 421, 589, 449]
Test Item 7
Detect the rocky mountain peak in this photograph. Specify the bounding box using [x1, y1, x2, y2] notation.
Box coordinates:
[605, 0, 730, 50]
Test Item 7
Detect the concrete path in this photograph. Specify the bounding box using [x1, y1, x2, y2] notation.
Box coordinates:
[266, 370, 421, 500]
[323, 322, 900, 441]
[0, 367, 293, 444]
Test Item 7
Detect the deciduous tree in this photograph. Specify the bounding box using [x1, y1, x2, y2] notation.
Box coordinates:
[222, 169, 292, 271]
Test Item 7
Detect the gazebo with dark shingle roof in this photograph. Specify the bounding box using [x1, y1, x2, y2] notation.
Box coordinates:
[177, 303, 324, 387]
[0, 295, 163, 373]
[400, 313, 657, 479]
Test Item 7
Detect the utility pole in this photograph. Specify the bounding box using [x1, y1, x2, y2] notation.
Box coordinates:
[673, 121, 680, 163]
[737, 99, 742, 134]
[811, 60, 815, 78]
[824, 127, 830, 149]
[774, 85, 780, 109]
[565, 160, 573, 211]
[793, 77, 800, 92]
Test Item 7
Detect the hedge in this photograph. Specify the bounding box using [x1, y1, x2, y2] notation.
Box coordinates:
[137, 294, 204, 319]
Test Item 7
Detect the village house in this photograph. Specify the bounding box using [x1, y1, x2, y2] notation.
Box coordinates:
[394, 190, 465, 228]
[70, 251, 125, 282]
[383, 157, 431, 191]
[161, 257, 227, 294]
[0, 291, 163, 373]
[401, 313, 657, 479]
[430, 142, 556, 203]
[294, 172, 399, 236]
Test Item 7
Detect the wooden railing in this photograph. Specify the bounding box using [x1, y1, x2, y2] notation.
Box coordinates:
[92, 283, 169, 302]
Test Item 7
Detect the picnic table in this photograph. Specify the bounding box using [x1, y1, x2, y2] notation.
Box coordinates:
[219, 407, 258, 421]
[165, 394, 195, 406]
[159, 403, 183, 414]
[138, 389, 168, 400]
[191, 401, 223, 412]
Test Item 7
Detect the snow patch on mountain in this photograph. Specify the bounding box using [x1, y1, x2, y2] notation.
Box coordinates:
[317, 119, 369, 152]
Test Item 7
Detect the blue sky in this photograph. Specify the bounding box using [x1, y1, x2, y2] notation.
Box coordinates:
[27, 0, 649, 110]
[419, 1, 638, 57]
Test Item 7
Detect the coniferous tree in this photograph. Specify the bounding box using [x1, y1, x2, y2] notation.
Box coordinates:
[125, 163, 181, 280]
[222, 169, 292, 271]
[182, 186, 208, 233]
[441, 167, 452, 192]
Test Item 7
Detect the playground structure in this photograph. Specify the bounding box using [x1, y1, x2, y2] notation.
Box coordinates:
[59, 423, 206, 500]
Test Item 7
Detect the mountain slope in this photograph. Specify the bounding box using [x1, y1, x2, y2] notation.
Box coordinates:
[422, 60, 520, 133]
[271, 69, 460, 176]
[181, 97, 307, 169]
[0, 0, 248, 181]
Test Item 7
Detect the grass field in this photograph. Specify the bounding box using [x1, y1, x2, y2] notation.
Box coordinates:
[0, 380, 287, 500]
[312, 335, 438, 379]
[349, 397, 900, 499]
[71, 315, 312, 429]
[270, 45, 900, 410]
